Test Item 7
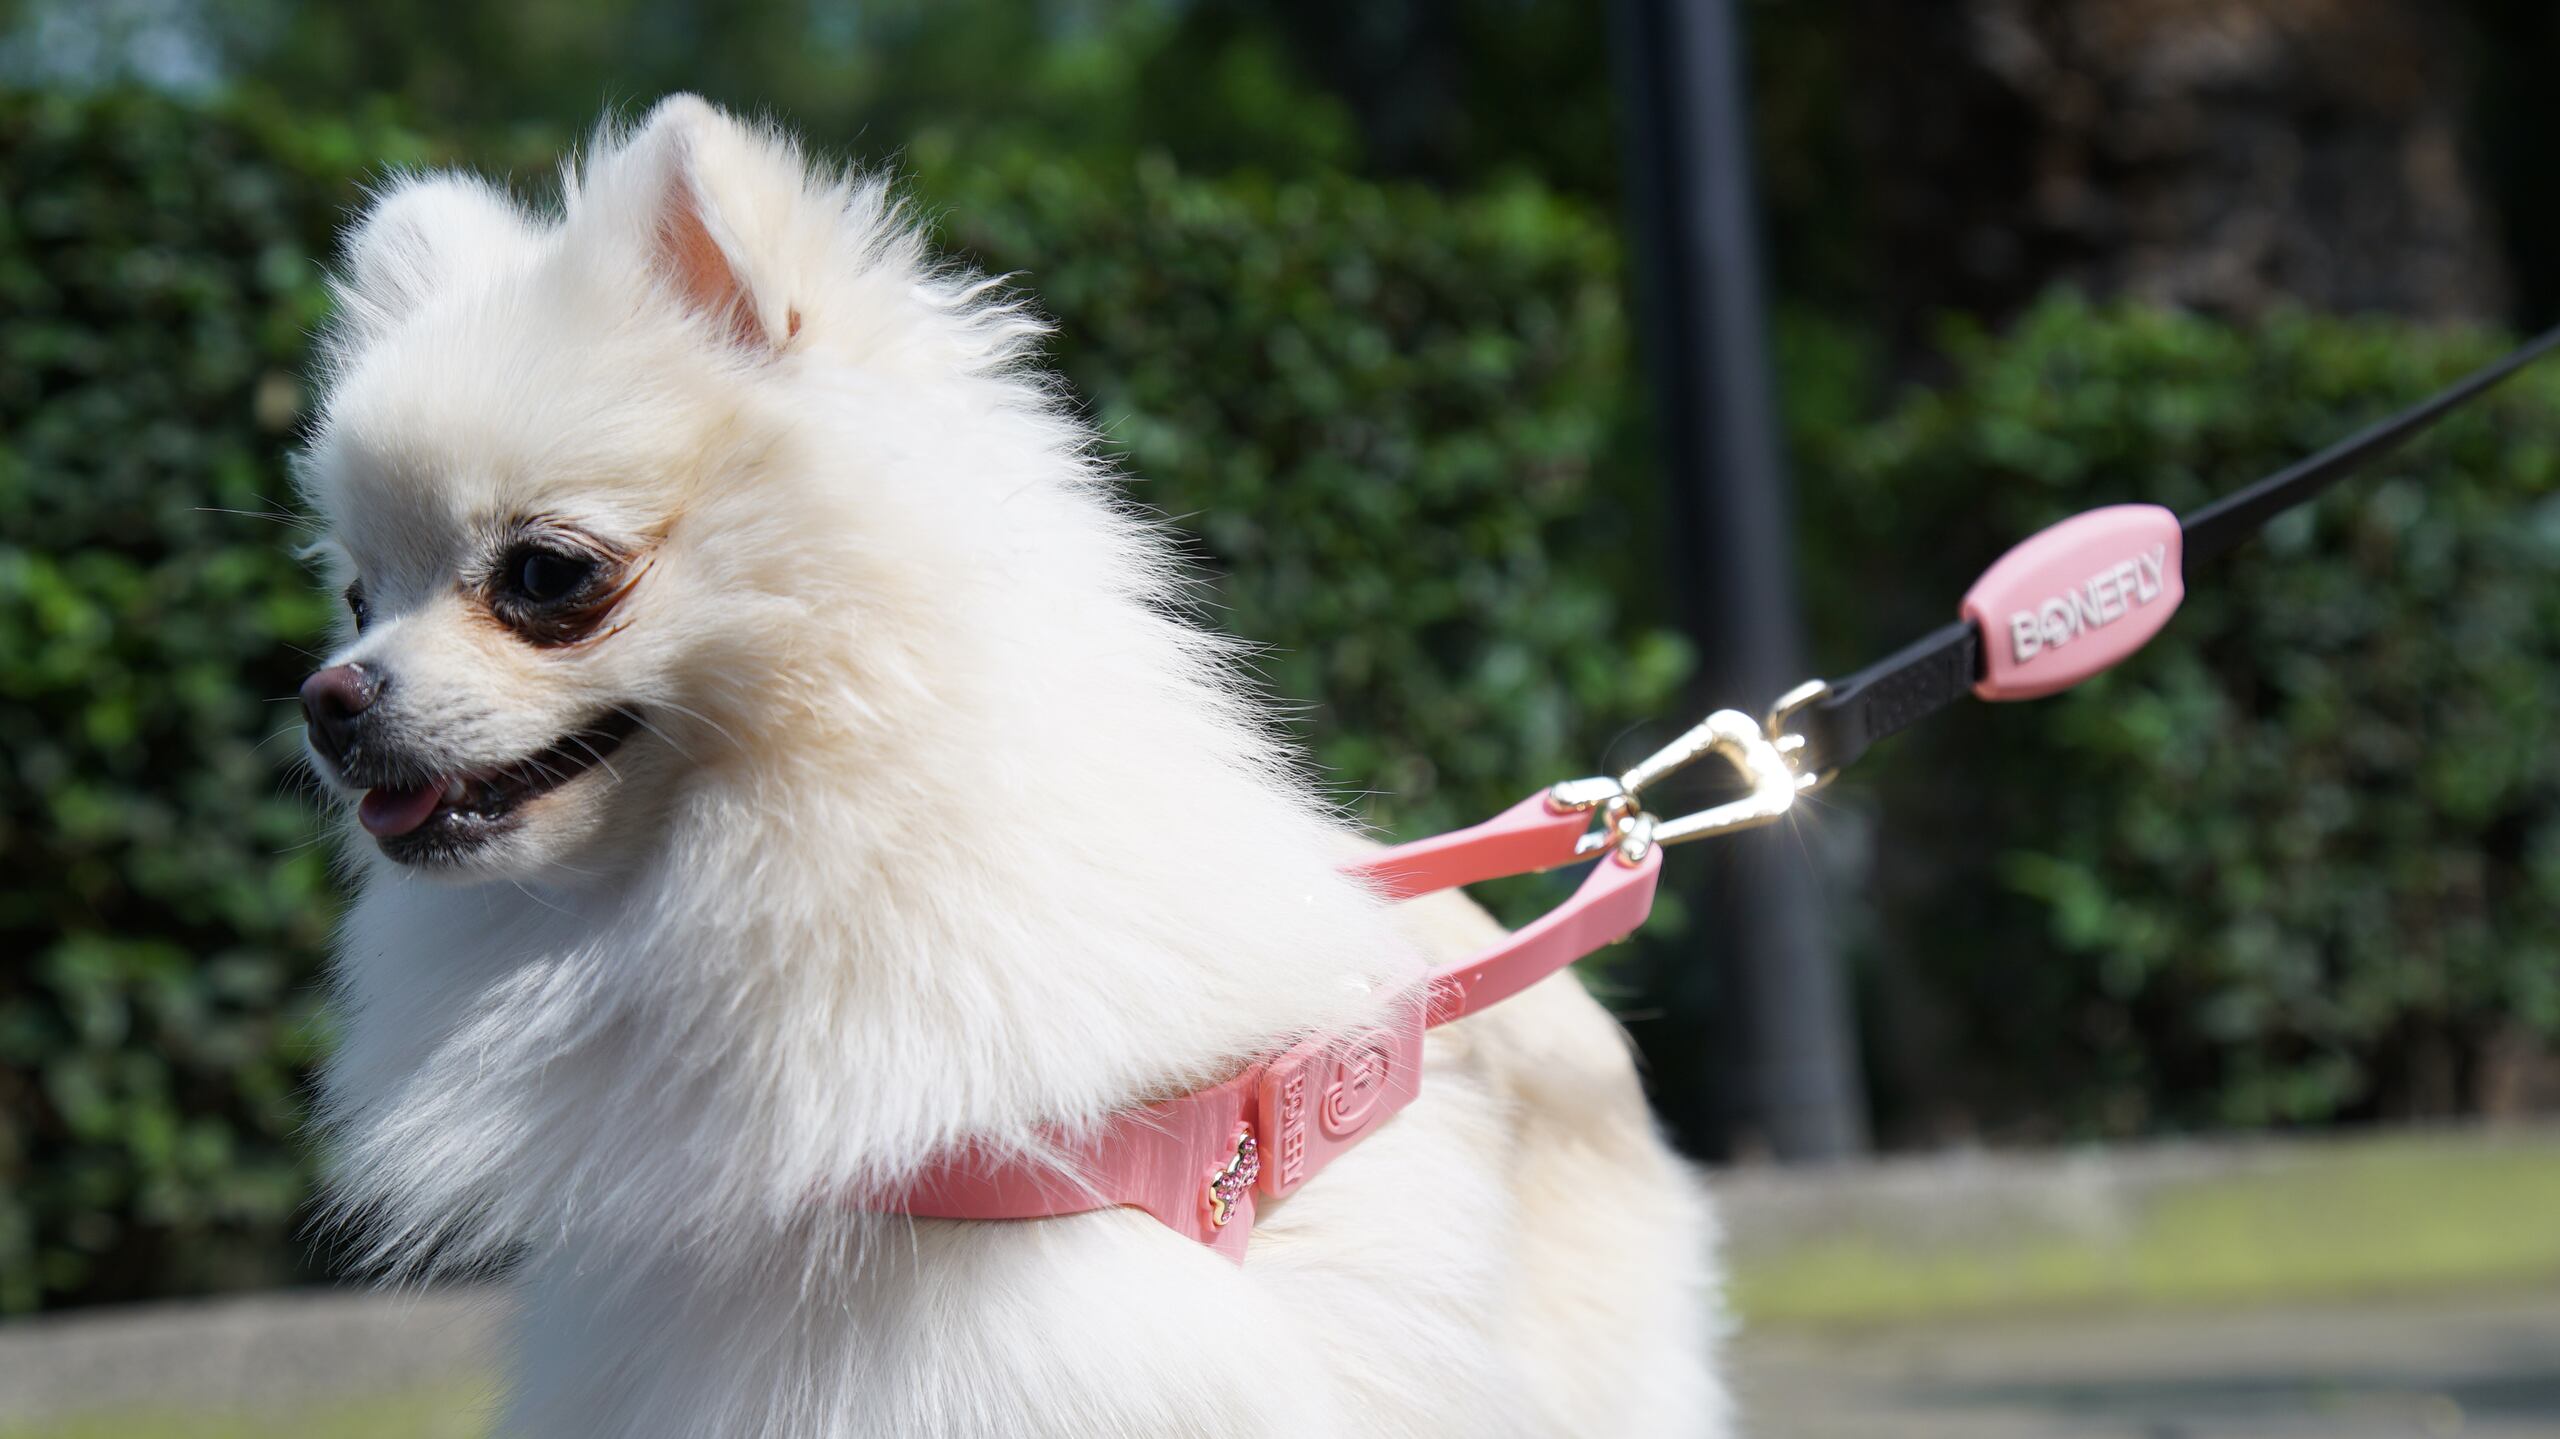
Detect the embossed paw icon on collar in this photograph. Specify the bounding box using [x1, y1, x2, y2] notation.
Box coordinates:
[1254, 1000, 1429, 1200]
[1321, 1038, 1396, 1136]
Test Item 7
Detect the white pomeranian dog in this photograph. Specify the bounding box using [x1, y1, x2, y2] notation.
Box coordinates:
[294, 95, 1730, 1438]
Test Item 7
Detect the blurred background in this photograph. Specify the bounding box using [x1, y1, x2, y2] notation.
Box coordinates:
[8, 0, 2560, 1434]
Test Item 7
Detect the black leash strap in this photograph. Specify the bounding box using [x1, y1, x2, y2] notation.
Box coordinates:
[1790, 322, 2560, 779]
[1790, 620, 1977, 781]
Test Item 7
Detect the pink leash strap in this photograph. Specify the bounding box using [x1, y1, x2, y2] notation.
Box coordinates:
[885, 791, 1661, 1261]
[1341, 792, 1665, 1028]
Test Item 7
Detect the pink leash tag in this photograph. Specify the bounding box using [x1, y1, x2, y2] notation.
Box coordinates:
[1959, 504, 2185, 701]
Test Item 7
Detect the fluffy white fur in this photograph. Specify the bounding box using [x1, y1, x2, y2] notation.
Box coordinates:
[296, 95, 1732, 1438]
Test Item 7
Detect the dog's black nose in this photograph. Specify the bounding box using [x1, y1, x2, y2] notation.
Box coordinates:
[301, 662, 382, 769]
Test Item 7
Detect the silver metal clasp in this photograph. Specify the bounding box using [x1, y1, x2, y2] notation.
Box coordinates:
[1548, 678, 1835, 863]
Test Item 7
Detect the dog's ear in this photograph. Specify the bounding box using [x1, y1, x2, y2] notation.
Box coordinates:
[332, 174, 540, 350]
[607, 94, 789, 355]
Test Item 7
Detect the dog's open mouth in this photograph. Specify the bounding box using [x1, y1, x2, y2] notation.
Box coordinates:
[358, 709, 642, 861]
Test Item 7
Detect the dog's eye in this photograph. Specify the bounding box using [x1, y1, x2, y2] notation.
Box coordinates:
[344, 581, 371, 632]
[484, 527, 637, 648]
[505, 546, 598, 606]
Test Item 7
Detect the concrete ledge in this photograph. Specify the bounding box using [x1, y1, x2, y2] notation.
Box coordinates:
[1716, 1121, 2560, 1257]
[1718, 1122, 2560, 1326]
[0, 1287, 499, 1426]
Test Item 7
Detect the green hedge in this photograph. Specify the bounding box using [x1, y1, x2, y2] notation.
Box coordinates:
[1799, 298, 2560, 1137]
[0, 92, 1680, 1311]
[0, 93, 436, 1312]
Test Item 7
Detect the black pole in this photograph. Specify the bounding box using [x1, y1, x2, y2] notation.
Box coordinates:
[1610, 0, 1868, 1159]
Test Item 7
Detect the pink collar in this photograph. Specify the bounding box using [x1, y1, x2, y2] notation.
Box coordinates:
[880, 790, 1664, 1262]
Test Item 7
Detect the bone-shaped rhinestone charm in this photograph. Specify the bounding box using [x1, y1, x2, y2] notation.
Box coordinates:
[1204, 1126, 1260, 1228]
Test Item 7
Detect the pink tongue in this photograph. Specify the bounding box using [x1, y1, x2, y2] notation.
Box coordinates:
[359, 783, 445, 838]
